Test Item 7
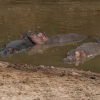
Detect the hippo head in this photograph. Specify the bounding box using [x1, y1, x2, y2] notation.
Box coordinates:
[64, 50, 86, 65]
[28, 32, 48, 44]
[21, 31, 48, 44]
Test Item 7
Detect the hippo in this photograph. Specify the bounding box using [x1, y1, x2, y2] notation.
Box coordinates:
[64, 42, 100, 65]
[0, 32, 87, 56]
[28, 33, 87, 54]
[30, 33, 87, 44]
[0, 31, 47, 56]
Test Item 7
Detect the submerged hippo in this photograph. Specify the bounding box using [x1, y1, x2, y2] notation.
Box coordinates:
[64, 42, 100, 65]
[0, 32, 87, 56]
[30, 33, 87, 44]
[0, 31, 47, 56]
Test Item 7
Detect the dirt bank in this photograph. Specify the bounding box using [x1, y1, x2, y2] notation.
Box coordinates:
[0, 61, 100, 100]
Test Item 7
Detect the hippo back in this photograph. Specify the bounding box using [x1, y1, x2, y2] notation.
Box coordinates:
[46, 33, 87, 44]
[0, 38, 34, 56]
[75, 42, 100, 56]
[64, 42, 100, 63]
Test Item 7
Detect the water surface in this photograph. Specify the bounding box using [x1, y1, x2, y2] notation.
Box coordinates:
[0, 0, 100, 73]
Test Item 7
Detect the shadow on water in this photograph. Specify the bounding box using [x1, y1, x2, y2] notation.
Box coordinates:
[0, 0, 100, 73]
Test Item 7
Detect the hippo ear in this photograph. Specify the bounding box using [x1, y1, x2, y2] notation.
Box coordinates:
[80, 50, 86, 57]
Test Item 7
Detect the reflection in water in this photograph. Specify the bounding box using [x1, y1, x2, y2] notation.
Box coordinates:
[28, 44, 51, 55]
[28, 42, 77, 55]
[0, 0, 100, 73]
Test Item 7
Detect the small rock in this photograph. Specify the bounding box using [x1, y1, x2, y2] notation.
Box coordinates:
[40, 65, 44, 68]
[71, 72, 79, 76]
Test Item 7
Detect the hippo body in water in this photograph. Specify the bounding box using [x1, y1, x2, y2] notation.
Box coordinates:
[64, 42, 100, 65]
[0, 32, 87, 56]
[29, 33, 87, 44]
[28, 33, 87, 55]
[0, 32, 36, 56]
[46, 33, 87, 44]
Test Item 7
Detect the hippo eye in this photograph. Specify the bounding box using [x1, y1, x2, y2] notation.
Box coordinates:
[67, 52, 75, 56]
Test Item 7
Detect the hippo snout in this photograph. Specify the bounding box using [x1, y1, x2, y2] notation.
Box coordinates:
[63, 56, 76, 62]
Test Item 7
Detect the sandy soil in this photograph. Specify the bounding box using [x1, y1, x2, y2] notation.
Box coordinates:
[0, 61, 100, 100]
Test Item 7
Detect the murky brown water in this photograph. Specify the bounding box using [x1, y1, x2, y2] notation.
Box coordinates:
[0, 0, 100, 73]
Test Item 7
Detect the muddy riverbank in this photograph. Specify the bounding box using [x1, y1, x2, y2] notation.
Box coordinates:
[0, 61, 100, 100]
